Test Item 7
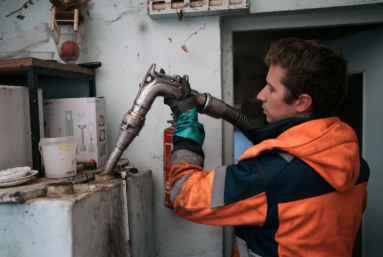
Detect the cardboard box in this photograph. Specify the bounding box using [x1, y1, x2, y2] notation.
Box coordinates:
[43, 97, 108, 166]
[0, 86, 43, 170]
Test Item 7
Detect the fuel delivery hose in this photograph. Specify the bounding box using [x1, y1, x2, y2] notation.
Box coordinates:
[191, 90, 256, 144]
[101, 64, 255, 175]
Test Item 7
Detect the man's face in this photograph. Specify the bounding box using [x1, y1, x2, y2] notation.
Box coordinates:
[257, 64, 298, 123]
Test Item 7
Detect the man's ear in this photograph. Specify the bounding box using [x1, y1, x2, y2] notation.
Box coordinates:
[296, 94, 312, 114]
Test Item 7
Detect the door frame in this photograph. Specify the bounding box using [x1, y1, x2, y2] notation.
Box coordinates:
[220, 5, 383, 257]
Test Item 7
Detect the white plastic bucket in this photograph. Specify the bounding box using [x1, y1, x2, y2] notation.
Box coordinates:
[39, 136, 79, 178]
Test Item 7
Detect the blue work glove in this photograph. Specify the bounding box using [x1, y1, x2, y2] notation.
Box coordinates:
[161, 70, 204, 145]
[173, 108, 205, 146]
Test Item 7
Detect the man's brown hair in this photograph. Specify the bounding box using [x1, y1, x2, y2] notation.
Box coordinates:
[265, 38, 348, 119]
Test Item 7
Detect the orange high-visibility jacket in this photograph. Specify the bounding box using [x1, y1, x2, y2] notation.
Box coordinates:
[169, 117, 369, 257]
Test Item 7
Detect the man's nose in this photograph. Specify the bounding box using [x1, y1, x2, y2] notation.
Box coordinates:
[257, 86, 267, 102]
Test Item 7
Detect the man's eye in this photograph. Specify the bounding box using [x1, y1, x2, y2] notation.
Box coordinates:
[268, 85, 274, 92]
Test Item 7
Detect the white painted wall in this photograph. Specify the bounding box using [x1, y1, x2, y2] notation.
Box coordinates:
[1, 1, 222, 256]
[248, 0, 383, 14]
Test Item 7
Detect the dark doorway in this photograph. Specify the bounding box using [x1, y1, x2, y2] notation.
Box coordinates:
[335, 73, 363, 152]
[336, 73, 364, 257]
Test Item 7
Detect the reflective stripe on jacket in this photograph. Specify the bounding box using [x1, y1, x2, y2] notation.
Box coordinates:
[169, 117, 369, 257]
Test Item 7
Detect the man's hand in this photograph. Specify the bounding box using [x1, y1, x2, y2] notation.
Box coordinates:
[164, 76, 197, 118]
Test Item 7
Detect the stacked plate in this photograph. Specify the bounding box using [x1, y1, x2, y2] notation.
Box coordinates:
[0, 167, 38, 188]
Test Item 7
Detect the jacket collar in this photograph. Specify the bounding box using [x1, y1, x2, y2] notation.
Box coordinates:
[248, 117, 312, 145]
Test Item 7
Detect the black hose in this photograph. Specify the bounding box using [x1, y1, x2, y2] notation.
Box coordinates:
[222, 104, 256, 144]
[192, 90, 256, 144]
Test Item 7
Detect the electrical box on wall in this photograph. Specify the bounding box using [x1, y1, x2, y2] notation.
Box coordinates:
[148, 0, 249, 19]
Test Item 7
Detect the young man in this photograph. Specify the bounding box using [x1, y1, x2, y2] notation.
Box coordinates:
[165, 38, 369, 257]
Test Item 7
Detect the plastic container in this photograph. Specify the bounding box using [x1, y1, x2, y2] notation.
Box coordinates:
[39, 136, 79, 178]
[50, 25, 85, 65]
[0, 23, 50, 60]
[0, 52, 55, 61]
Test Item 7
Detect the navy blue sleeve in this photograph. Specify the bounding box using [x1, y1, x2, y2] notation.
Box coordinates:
[224, 158, 265, 206]
[172, 135, 205, 158]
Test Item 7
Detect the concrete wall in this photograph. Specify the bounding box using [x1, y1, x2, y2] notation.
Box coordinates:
[0, 180, 128, 257]
[0, 1, 222, 256]
[248, 0, 383, 14]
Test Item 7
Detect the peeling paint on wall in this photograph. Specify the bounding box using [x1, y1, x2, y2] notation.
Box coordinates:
[0, 1, 222, 257]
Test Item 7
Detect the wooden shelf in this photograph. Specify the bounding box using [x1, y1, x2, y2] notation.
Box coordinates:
[0, 58, 95, 77]
[0, 58, 96, 175]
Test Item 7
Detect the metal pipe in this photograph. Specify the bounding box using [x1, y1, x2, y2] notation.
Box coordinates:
[102, 64, 254, 174]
